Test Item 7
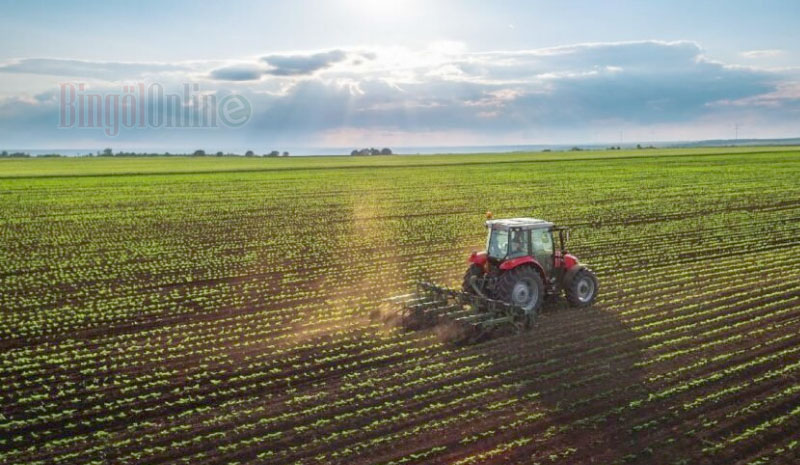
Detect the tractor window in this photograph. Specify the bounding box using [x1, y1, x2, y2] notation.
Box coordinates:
[532, 229, 554, 255]
[508, 229, 528, 259]
[532, 229, 555, 274]
[487, 229, 509, 259]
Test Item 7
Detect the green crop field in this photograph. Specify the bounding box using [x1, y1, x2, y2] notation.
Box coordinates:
[2, 147, 800, 464]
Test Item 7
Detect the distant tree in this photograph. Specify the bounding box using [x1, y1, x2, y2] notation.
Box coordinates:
[268, 150, 280, 157]
[542, 149, 551, 152]
[102, 147, 113, 157]
[192, 149, 206, 156]
[282, 151, 289, 157]
[369, 148, 380, 156]
[216, 151, 224, 157]
[570, 146, 582, 151]
[636, 144, 642, 150]
[1, 150, 7, 157]
[380, 148, 392, 155]
[245, 150, 255, 157]
[351, 150, 359, 156]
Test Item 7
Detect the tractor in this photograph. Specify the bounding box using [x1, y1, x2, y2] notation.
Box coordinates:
[464, 216, 598, 316]
[384, 215, 598, 343]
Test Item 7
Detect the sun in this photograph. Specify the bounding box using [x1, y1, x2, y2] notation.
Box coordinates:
[341, 0, 423, 23]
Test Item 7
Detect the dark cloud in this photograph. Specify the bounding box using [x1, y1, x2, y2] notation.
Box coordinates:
[210, 50, 373, 80]
[499, 61, 775, 125]
[209, 65, 264, 81]
[261, 50, 348, 76]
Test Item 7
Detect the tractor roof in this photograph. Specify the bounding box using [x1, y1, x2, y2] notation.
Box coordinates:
[486, 218, 554, 230]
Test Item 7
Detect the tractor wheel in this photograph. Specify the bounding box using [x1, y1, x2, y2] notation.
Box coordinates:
[496, 266, 544, 326]
[566, 268, 598, 307]
[461, 264, 484, 295]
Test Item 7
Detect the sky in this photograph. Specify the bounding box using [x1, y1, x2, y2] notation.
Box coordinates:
[0, 0, 799, 153]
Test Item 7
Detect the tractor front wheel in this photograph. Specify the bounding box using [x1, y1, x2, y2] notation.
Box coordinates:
[566, 268, 599, 307]
[461, 264, 485, 295]
[496, 266, 544, 326]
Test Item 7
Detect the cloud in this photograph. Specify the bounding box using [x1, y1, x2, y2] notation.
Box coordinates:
[208, 49, 372, 81]
[710, 81, 800, 108]
[262, 49, 348, 76]
[209, 64, 265, 81]
[0, 58, 187, 80]
[1, 40, 798, 148]
[740, 49, 785, 59]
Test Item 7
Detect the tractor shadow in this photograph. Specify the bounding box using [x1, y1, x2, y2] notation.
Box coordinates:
[468, 298, 651, 463]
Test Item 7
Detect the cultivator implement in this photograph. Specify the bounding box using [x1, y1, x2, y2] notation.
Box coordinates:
[382, 282, 534, 344]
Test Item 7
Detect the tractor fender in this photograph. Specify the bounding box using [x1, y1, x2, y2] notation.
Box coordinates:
[562, 263, 588, 288]
[563, 253, 579, 269]
[500, 256, 547, 282]
[468, 251, 488, 266]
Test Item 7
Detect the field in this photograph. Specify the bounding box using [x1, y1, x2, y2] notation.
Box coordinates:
[2, 147, 800, 465]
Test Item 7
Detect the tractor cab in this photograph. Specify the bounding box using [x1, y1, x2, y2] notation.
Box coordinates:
[485, 218, 558, 276]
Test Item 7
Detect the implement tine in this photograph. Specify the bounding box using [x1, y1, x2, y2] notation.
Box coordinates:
[386, 280, 535, 343]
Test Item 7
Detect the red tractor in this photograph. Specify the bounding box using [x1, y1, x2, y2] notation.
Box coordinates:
[463, 217, 598, 315]
[385, 216, 598, 343]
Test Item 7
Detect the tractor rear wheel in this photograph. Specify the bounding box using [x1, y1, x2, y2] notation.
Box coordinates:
[461, 263, 483, 295]
[566, 268, 598, 307]
[496, 266, 544, 326]
[461, 264, 484, 295]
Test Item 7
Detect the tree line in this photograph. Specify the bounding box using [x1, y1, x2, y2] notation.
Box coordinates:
[1, 151, 33, 158]
[0, 149, 295, 158]
[350, 147, 392, 156]
[96, 148, 291, 157]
